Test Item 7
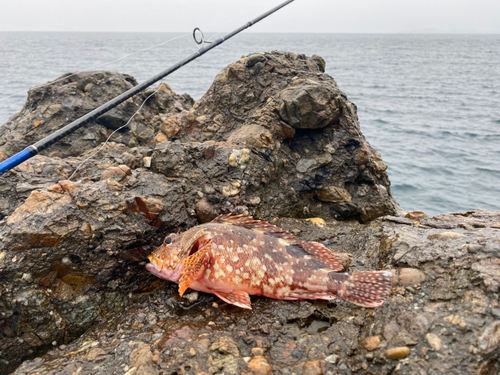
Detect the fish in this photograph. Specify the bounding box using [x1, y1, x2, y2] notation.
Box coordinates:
[146, 214, 392, 309]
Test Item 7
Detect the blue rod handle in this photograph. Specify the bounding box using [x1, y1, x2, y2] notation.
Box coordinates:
[0, 148, 36, 175]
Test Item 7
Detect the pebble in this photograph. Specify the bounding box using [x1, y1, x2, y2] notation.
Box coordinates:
[247, 356, 273, 375]
[325, 354, 340, 364]
[251, 347, 264, 356]
[405, 211, 428, 220]
[385, 347, 410, 359]
[363, 336, 381, 351]
[427, 232, 463, 241]
[394, 268, 426, 286]
[425, 333, 442, 351]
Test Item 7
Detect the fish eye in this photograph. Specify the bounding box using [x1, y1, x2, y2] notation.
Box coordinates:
[164, 234, 176, 245]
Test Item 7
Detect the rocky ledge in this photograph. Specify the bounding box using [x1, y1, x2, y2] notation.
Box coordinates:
[0, 51, 498, 374]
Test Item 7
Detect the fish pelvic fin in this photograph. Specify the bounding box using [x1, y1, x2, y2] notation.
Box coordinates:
[213, 290, 252, 310]
[178, 240, 211, 297]
[337, 270, 393, 308]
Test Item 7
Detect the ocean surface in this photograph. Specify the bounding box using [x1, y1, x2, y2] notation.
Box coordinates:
[1, 32, 499, 216]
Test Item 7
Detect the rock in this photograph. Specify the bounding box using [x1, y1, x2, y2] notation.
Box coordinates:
[405, 211, 428, 220]
[195, 201, 218, 223]
[227, 125, 273, 149]
[426, 333, 442, 351]
[393, 268, 426, 286]
[247, 356, 272, 375]
[279, 84, 341, 129]
[427, 231, 463, 240]
[477, 321, 500, 354]
[385, 347, 411, 359]
[363, 336, 381, 351]
[316, 186, 352, 203]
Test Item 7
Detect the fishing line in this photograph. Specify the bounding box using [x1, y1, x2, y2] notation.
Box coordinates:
[67, 44, 199, 180]
[68, 87, 161, 181]
[0, 33, 191, 103]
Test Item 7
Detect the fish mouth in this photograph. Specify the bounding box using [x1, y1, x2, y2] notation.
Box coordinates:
[146, 254, 182, 282]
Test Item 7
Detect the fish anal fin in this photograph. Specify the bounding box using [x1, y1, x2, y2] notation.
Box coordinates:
[211, 214, 298, 242]
[213, 290, 252, 310]
[298, 240, 347, 272]
[178, 240, 211, 297]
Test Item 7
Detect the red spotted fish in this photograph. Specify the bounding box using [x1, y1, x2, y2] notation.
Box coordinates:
[146, 215, 392, 309]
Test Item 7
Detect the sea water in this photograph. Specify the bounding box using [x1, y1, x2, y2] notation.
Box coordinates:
[1, 32, 499, 216]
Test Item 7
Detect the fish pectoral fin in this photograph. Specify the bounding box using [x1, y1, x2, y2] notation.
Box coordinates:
[212, 214, 298, 241]
[297, 240, 347, 272]
[213, 290, 252, 310]
[178, 240, 211, 297]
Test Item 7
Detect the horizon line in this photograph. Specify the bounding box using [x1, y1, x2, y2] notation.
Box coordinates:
[1, 30, 499, 35]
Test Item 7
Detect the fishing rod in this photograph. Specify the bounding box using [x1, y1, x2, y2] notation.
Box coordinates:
[0, 0, 295, 175]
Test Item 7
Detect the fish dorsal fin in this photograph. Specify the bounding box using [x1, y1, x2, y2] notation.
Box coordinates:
[296, 240, 346, 272]
[212, 214, 298, 242]
[213, 290, 252, 309]
[178, 240, 211, 297]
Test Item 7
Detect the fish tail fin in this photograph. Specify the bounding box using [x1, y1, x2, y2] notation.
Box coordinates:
[337, 270, 393, 308]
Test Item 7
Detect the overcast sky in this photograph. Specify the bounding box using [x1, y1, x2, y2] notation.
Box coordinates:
[1, 0, 499, 34]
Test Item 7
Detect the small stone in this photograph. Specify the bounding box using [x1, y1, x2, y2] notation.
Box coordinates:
[154, 132, 168, 144]
[425, 333, 442, 351]
[249, 197, 261, 205]
[325, 354, 340, 364]
[301, 359, 326, 375]
[394, 268, 426, 286]
[306, 218, 326, 226]
[247, 356, 273, 375]
[251, 347, 264, 356]
[405, 211, 428, 220]
[183, 291, 199, 303]
[61, 256, 72, 265]
[106, 179, 124, 191]
[100, 165, 131, 182]
[189, 347, 197, 357]
[478, 321, 500, 354]
[21, 273, 33, 283]
[33, 120, 45, 128]
[143, 157, 152, 168]
[385, 347, 410, 359]
[87, 347, 106, 361]
[427, 232, 463, 240]
[195, 201, 218, 223]
[316, 186, 352, 203]
[363, 336, 381, 351]
[222, 180, 241, 197]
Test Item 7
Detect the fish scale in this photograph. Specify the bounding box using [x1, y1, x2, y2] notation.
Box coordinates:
[146, 214, 393, 309]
